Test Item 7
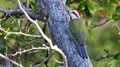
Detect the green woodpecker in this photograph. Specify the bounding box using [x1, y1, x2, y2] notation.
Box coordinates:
[69, 10, 88, 59]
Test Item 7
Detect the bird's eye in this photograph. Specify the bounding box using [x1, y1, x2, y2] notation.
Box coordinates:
[72, 12, 79, 17]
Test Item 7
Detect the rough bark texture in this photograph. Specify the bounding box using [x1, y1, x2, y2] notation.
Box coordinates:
[39, 0, 93, 67]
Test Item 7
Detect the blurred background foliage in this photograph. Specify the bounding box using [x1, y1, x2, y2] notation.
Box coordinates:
[67, 0, 120, 67]
[0, 0, 120, 67]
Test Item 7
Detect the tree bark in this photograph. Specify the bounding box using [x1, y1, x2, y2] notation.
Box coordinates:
[38, 0, 93, 67]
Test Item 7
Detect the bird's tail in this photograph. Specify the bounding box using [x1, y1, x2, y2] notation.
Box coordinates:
[77, 43, 88, 59]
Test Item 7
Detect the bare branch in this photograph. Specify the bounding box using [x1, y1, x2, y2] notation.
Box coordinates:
[0, 53, 23, 67]
[55, 59, 64, 64]
[90, 17, 109, 28]
[0, 27, 41, 38]
[0, 8, 24, 20]
[32, 51, 55, 67]
[16, 0, 68, 67]
[11, 46, 49, 56]
[0, 8, 46, 21]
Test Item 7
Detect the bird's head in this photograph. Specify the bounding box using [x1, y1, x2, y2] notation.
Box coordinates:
[69, 10, 82, 19]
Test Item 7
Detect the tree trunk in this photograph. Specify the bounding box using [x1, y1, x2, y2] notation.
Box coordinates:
[39, 0, 93, 67]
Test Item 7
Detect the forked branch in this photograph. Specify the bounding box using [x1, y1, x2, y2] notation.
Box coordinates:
[16, 0, 68, 67]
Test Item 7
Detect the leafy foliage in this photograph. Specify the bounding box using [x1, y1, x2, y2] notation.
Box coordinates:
[67, 0, 120, 67]
[0, 0, 120, 67]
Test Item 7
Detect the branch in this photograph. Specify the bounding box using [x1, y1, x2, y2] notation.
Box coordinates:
[0, 27, 41, 38]
[90, 17, 109, 28]
[0, 8, 26, 20]
[0, 53, 23, 67]
[11, 46, 49, 56]
[32, 51, 55, 67]
[0, 8, 46, 21]
[16, 0, 68, 67]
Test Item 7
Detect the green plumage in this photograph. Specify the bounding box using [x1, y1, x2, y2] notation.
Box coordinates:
[69, 18, 87, 45]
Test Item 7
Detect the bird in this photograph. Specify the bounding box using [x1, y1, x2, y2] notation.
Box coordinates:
[68, 10, 88, 59]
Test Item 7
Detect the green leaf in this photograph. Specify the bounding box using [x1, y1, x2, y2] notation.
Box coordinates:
[0, 33, 2, 35]
[114, 53, 120, 60]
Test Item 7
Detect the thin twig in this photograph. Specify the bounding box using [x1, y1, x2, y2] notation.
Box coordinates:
[32, 51, 55, 67]
[0, 53, 23, 67]
[90, 19, 109, 28]
[11, 46, 49, 56]
[55, 59, 64, 64]
[0, 27, 41, 38]
[16, 0, 68, 67]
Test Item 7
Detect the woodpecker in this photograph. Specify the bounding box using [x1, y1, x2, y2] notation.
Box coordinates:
[69, 10, 88, 59]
